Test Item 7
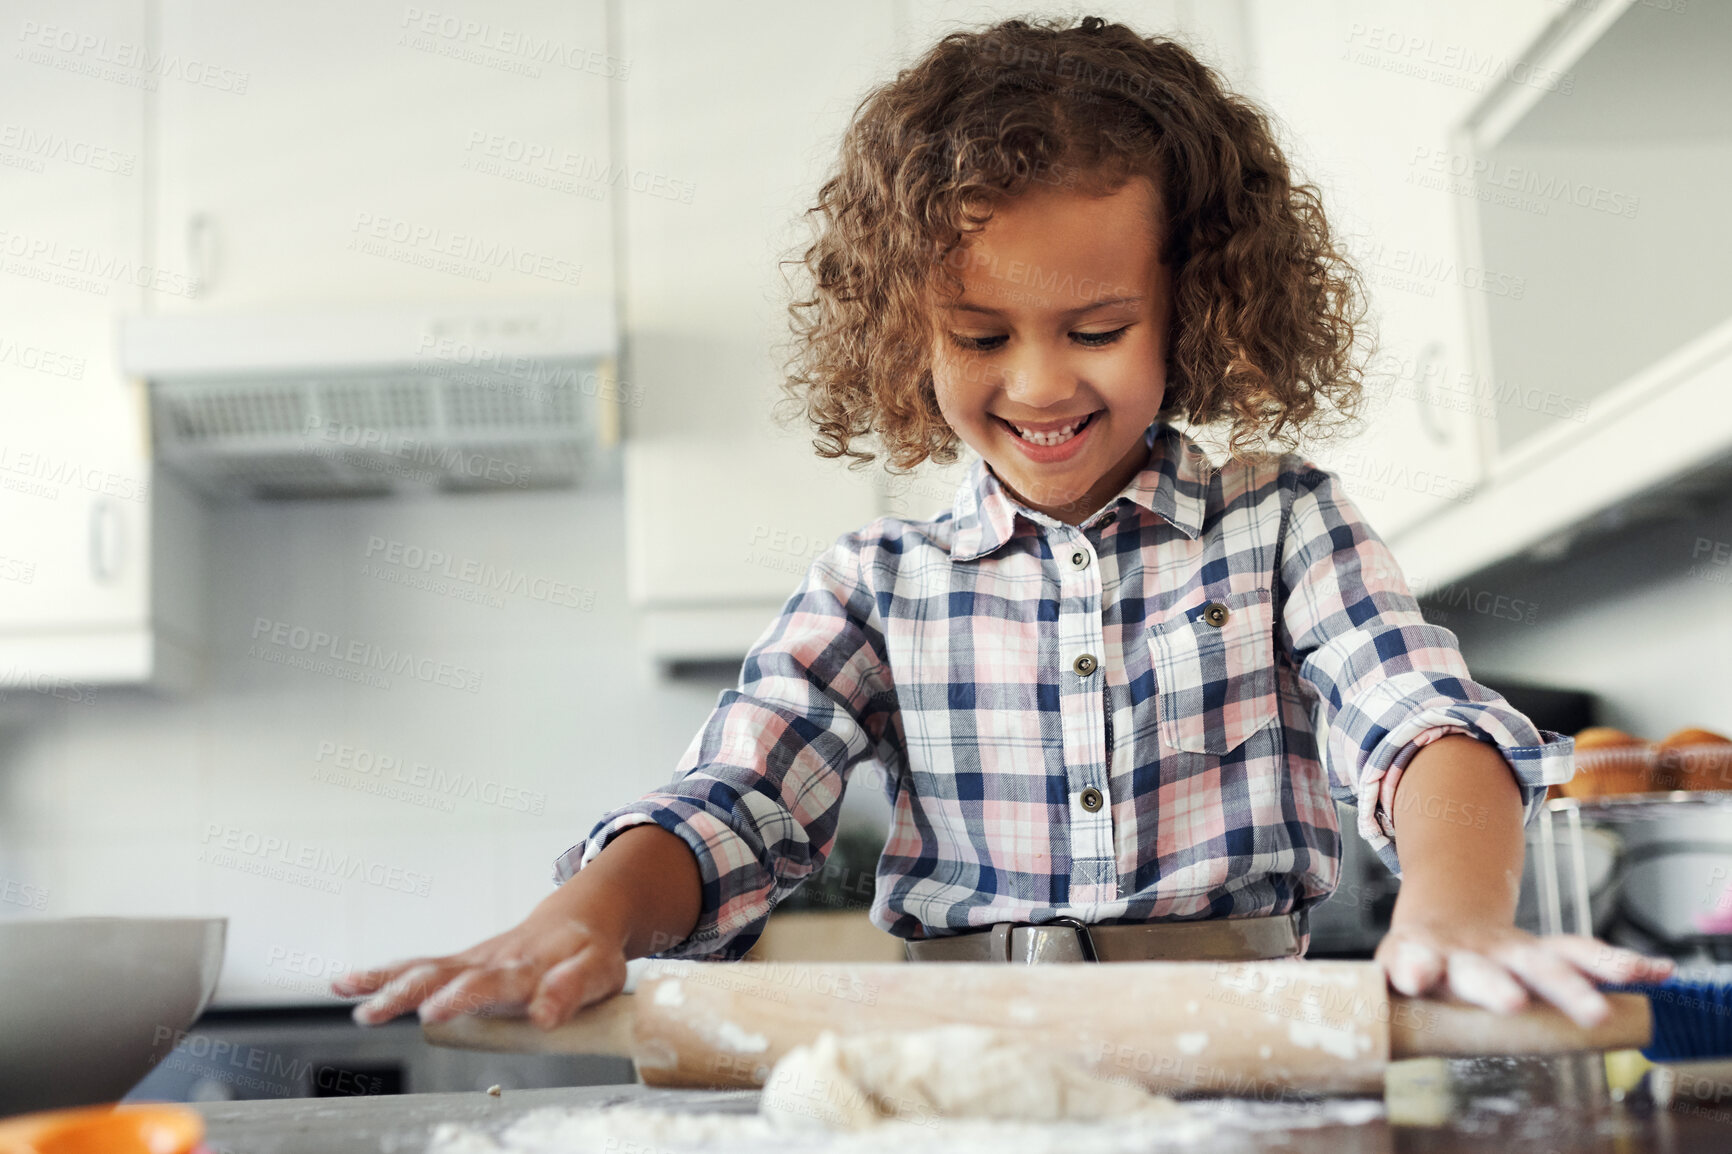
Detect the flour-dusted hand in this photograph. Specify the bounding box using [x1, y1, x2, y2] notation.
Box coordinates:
[1375, 920, 1674, 1028]
[333, 824, 701, 1029]
[332, 913, 628, 1029]
[1375, 734, 1673, 1028]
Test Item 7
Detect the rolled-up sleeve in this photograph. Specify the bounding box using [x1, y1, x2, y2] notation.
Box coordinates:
[1277, 465, 1573, 873]
[552, 531, 896, 959]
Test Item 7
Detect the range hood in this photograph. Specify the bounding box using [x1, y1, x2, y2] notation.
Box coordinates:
[120, 299, 618, 499]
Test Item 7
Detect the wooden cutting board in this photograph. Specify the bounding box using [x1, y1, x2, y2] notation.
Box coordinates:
[423, 959, 1651, 1096]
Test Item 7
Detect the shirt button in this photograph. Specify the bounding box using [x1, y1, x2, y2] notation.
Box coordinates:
[1071, 653, 1098, 677]
[1097, 511, 1117, 528]
[1079, 786, 1104, 812]
[1069, 549, 1089, 570]
[1202, 602, 1230, 628]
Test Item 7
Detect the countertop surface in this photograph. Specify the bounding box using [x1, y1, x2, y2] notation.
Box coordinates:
[189, 1057, 1732, 1154]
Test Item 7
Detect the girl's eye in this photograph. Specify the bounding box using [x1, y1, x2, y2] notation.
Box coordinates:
[1072, 326, 1130, 348]
[948, 326, 1131, 353]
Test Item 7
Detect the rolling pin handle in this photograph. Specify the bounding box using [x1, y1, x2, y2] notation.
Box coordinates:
[1389, 992, 1652, 1059]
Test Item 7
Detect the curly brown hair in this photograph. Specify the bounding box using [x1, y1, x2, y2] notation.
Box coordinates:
[779, 15, 1367, 469]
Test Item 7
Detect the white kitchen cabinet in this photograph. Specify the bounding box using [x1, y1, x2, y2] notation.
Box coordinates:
[0, 394, 146, 638]
[1242, 0, 1562, 551]
[0, 0, 205, 689]
[624, 433, 880, 670]
[616, 0, 899, 443]
[612, 1, 899, 667]
[148, 0, 614, 312]
[1383, 0, 1732, 586]
[0, 460, 206, 691]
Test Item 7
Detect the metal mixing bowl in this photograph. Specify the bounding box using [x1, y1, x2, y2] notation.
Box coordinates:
[0, 917, 226, 1116]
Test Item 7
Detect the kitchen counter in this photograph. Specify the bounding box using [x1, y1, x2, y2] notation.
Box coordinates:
[190, 1057, 1732, 1153]
[192, 1085, 755, 1154]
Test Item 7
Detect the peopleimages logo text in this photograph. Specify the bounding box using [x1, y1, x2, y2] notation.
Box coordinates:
[0, 123, 136, 174]
[302, 416, 531, 487]
[348, 212, 582, 287]
[15, 20, 250, 93]
[200, 824, 432, 897]
[364, 536, 595, 610]
[249, 618, 483, 693]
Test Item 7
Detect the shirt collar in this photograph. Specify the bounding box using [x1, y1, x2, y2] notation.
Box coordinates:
[948, 420, 1212, 562]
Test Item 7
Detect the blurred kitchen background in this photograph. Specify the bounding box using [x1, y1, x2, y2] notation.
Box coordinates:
[3, 0, 1730, 1101]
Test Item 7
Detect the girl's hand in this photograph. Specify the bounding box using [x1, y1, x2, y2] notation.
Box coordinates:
[1375, 918, 1675, 1028]
[333, 825, 703, 1029]
[331, 911, 629, 1029]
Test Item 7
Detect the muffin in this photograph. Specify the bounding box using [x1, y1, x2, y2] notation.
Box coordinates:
[1654, 727, 1732, 792]
[1556, 727, 1654, 800]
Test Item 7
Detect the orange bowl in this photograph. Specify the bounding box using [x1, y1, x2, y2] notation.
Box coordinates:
[0, 1103, 203, 1154]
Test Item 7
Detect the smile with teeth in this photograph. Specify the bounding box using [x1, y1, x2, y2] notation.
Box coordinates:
[1001, 411, 1098, 446]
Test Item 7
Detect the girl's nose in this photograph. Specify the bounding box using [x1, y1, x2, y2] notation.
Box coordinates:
[997, 343, 1081, 409]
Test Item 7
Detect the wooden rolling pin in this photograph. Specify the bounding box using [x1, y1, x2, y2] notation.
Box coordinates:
[422, 960, 1652, 1096]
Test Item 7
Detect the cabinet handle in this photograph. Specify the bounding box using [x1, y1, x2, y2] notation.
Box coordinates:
[187, 212, 219, 298]
[1411, 341, 1451, 446]
[89, 498, 124, 584]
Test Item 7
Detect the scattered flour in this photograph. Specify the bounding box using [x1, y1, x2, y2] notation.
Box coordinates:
[429, 1105, 1210, 1154]
[1287, 1018, 1372, 1060]
[711, 1020, 769, 1054]
[428, 1103, 1212, 1154]
[425, 1027, 1387, 1154]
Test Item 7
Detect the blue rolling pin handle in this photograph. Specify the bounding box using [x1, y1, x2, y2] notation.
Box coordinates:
[1603, 980, 1732, 1063]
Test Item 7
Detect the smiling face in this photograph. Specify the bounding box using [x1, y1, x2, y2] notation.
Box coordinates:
[928, 176, 1171, 525]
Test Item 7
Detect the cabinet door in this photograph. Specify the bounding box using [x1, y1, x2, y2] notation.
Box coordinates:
[618, 0, 897, 442]
[0, 0, 151, 638]
[0, 396, 149, 635]
[625, 433, 881, 606]
[1242, 1, 1561, 543]
[150, 0, 614, 312]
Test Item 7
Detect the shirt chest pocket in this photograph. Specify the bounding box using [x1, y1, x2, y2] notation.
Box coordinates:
[1146, 588, 1279, 755]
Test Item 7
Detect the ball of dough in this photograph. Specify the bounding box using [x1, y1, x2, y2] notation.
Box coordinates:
[759, 1025, 1172, 1131]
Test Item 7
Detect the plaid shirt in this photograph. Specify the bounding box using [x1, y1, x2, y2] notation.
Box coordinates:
[557, 421, 1573, 959]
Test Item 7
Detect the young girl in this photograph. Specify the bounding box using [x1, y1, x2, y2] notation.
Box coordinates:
[339, 16, 1669, 1031]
